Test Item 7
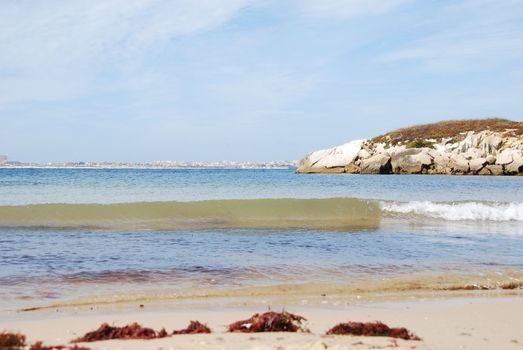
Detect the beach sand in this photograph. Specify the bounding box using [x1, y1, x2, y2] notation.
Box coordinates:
[2, 296, 522, 350]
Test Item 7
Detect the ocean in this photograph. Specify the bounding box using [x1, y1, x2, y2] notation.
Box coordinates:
[1, 168, 522, 315]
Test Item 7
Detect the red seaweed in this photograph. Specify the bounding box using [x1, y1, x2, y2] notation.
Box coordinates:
[172, 321, 211, 335]
[326, 321, 420, 340]
[158, 328, 168, 338]
[228, 311, 307, 333]
[0, 332, 26, 348]
[73, 322, 166, 342]
[29, 342, 91, 350]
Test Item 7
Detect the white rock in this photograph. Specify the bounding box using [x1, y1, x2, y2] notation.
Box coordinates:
[458, 132, 481, 153]
[486, 155, 496, 165]
[360, 153, 391, 174]
[486, 164, 504, 176]
[427, 149, 440, 158]
[451, 155, 470, 173]
[480, 134, 503, 154]
[302, 139, 365, 169]
[469, 158, 487, 172]
[375, 143, 386, 154]
[391, 148, 433, 174]
[466, 147, 483, 159]
[301, 149, 330, 167]
[434, 142, 457, 154]
[386, 145, 406, 156]
[506, 158, 523, 175]
[496, 149, 522, 165]
[434, 154, 450, 164]
[415, 152, 433, 166]
[358, 148, 371, 160]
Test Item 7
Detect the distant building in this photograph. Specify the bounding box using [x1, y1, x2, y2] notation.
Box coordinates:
[0, 155, 6, 164]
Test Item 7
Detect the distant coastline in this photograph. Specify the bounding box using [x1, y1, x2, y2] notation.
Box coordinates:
[0, 160, 298, 170]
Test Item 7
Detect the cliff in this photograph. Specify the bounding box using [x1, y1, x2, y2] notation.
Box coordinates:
[297, 118, 523, 175]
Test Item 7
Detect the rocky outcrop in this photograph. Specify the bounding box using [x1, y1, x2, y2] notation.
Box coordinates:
[297, 124, 523, 176]
[391, 149, 433, 174]
[360, 154, 391, 174]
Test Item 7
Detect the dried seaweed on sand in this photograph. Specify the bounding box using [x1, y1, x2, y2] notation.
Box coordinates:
[29, 342, 91, 350]
[0, 332, 26, 348]
[172, 321, 211, 335]
[228, 311, 307, 333]
[326, 321, 420, 340]
[73, 323, 167, 342]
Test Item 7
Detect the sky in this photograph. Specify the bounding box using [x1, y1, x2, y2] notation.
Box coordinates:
[0, 0, 522, 163]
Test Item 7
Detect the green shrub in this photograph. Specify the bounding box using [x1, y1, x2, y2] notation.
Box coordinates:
[406, 140, 434, 149]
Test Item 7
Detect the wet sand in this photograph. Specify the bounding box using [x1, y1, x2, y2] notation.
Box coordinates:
[1, 296, 522, 349]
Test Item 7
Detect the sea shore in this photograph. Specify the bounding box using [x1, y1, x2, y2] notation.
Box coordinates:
[2, 294, 522, 350]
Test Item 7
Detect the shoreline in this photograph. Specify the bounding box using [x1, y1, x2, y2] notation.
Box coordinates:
[3, 269, 522, 319]
[2, 296, 522, 349]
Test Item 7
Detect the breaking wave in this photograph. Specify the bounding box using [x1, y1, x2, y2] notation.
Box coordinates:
[0, 198, 380, 230]
[381, 201, 523, 221]
[1, 198, 521, 231]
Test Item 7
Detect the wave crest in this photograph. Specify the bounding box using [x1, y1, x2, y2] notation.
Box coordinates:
[381, 201, 523, 221]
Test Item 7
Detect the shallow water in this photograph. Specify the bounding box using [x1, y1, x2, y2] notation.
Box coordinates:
[1, 227, 523, 312]
[0, 169, 522, 313]
[1, 168, 522, 204]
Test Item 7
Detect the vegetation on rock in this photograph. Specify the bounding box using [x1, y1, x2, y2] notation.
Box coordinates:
[406, 140, 434, 149]
[372, 118, 522, 147]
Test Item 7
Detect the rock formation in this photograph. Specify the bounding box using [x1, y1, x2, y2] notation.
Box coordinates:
[297, 119, 523, 175]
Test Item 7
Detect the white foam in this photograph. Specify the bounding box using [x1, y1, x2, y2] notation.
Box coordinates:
[380, 201, 523, 221]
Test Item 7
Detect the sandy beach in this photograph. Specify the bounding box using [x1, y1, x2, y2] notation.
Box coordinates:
[2, 295, 522, 350]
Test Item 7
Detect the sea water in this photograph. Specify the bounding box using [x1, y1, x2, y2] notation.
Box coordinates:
[0, 168, 522, 314]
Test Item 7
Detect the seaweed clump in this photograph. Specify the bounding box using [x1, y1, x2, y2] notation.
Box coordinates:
[73, 323, 167, 342]
[0, 332, 26, 348]
[0, 333, 90, 350]
[172, 321, 211, 335]
[500, 281, 523, 290]
[443, 280, 523, 291]
[326, 321, 420, 340]
[228, 311, 307, 333]
[29, 342, 91, 350]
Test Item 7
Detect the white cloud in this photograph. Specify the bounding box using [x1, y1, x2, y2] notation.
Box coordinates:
[297, 0, 407, 19]
[0, 0, 251, 106]
[210, 69, 318, 114]
[378, 0, 523, 71]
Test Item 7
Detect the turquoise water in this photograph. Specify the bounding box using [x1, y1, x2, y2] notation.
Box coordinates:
[1, 168, 522, 204]
[0, 169, 522, 313]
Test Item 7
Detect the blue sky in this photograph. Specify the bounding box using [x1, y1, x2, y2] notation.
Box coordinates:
[0, 0, 522, 162]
